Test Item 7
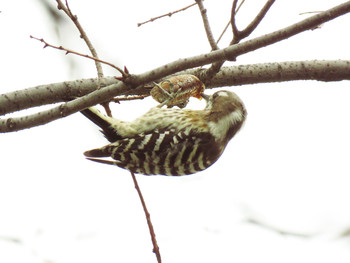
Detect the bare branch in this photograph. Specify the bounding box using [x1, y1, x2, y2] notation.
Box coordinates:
[1, 1, 350, 132]
[0, 82, 128, 132]
[1, 60, 349, 118]
[130, 172, 161, 263]
[137, 2, 197, 27]
[56, 0, 107, 80]
[239, 0, 275, 40]
[195, 0, 219, 51]
[30, 36, 127, 76]
[196, 0, 253, 84]
[231, 0, 276, 44]
[195, 0, 222, 83]
[55, 0, 126, 116]
[203, 60, 350, 87]
[231, 0, 240, 41]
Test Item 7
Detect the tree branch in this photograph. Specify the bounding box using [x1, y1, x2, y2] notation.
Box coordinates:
[55, 0, 125, 117]
[200, 0, 251, 82]
[231, 0, 275, 44]
[56, 0, 107, 80]
[195, 0, 223, 82]
[1, 59, 349, 128]
[195, 0, 219, 51]
[1, 1, 350, 132]
[1, 60, 348, 116]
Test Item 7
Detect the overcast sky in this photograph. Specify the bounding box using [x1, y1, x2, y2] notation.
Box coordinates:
[1, 1, 350, 262]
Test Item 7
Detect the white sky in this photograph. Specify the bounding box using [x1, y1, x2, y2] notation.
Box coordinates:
[1, 0, 350, 262]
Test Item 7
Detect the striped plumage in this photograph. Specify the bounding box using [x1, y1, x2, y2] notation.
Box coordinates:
[82, 90, 247, 176]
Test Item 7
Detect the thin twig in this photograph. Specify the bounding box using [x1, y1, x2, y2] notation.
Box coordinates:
[197, 0, 249, 82]
[56, 0, 106, 80]
[30, 36, 126, 77]
[55, 0, 127, 116]
[137, 2, 197, 27]
[195, 0, 222, 83]
[216, 20, 231, 45]
[130, 172, 162, 263]
[299, 11, 323, 15]
[112, 94, 150, 104]
[202, 0, 275, 81]
[195, 0, 219, 51]
[241, 0, 275, 38]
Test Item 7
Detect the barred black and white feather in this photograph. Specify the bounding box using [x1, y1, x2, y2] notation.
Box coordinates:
[82, 90, 247, 176]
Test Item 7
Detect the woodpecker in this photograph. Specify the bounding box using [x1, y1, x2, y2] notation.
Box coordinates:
[82, 90, 247, 176]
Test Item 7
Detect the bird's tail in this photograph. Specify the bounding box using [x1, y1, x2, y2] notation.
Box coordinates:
[81, 107, 122, 142]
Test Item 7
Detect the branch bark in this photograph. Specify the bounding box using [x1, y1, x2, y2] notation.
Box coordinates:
[1, 60, 349, 116]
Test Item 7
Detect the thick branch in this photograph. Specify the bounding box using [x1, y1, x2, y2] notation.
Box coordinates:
[0, 60, 347, 115]
[203, 60, 350, 88]
[1, 60, 349, 117]
[0, 82, 130, 132]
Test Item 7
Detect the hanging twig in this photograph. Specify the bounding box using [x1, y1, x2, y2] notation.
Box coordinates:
[130, 172, 162, 263]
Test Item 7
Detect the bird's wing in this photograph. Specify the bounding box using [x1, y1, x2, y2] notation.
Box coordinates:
[84, 129, 216, 176]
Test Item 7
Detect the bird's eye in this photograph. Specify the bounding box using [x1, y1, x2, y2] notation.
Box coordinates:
[212, 92, 220, 99]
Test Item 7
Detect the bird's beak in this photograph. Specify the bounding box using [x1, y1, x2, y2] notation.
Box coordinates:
[201, 93, 210, 102]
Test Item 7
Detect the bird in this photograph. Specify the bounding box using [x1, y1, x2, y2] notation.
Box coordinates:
[81, 90, 247, 176]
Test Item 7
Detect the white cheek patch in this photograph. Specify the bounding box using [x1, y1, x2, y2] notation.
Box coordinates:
[208, 110, 243, 139]
[217, 91, 229, 97]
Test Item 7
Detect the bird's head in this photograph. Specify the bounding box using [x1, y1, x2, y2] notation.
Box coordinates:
[201, 90, 247, 141]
